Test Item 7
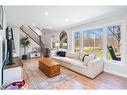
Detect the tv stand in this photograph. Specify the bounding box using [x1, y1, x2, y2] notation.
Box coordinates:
[3, 57, 23, 85]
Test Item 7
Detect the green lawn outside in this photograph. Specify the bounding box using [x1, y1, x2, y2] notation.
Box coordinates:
[84, 47, 103, 58]
[75, 47, 103, 58]
[75, 47, 120, 59]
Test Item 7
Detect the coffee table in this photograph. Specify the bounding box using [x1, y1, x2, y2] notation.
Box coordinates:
[39, 58, 60, 78]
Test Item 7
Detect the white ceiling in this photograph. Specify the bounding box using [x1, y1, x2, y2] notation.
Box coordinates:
[4, 6, 127, 30]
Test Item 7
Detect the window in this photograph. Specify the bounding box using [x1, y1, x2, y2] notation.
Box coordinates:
[107, 25, 121, 61]
[83, 28, 103, 57]
[74, 32, 80, 52]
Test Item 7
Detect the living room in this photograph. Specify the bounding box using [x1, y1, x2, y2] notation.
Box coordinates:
[1, 5, 127, 91]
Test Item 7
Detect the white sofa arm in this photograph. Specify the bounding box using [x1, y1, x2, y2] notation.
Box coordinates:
[88, 58, 104, 78]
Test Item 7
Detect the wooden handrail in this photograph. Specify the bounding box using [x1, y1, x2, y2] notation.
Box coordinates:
[20, 25, 45, 57]
[28, 26, 40, 37]
[28, 26, 44, 49]
[20, 27, 40, 46]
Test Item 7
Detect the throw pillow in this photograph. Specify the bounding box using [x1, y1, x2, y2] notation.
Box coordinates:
[82, 54, 89, 62]
[56, 51, 66, 57]
[89, 54, 97, 60]
[83, 54, 97, 66]
[83, 56, 90, 66]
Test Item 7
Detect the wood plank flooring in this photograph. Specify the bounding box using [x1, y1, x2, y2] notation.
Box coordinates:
[22, 58, 127, 89]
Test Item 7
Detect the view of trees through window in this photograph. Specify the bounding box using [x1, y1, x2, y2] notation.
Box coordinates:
[83, 28, 103, 57]
[107, 25, 121, 61]
[74, 32, 80, 52]
[74, 25, 121, 60]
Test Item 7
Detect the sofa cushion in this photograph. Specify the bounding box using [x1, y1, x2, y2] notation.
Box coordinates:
[52, 56, 74, 63]
[62, 57, 75, 63]
[71, 59, 86, 68]
[66, 52, 80, 59]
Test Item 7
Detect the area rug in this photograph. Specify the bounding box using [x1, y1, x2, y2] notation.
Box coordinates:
[28, 73, 85, 89]
[23, 59, 85, 89]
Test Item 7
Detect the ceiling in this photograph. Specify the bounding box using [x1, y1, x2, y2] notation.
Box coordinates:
[4, 6, 127, 30]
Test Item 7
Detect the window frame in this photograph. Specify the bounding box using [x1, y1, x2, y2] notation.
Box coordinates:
[103, 21, 125, 65]
[72, 20, 126, 65]
[74, 31, 81, 52]
[83, 28, 103, 58]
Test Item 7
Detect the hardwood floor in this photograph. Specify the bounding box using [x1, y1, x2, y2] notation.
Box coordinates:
[22, 58, 127, 89]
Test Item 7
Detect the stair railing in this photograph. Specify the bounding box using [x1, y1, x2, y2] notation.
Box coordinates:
[20, 25, 44, 56]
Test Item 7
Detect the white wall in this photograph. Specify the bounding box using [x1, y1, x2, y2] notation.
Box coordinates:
[43, 30, 59, 48]
[0, 37, 3, 86]
[0, 6, 6, 86]
[12, 27, 20, 57]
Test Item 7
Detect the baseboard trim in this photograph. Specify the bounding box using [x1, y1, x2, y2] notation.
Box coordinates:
[104, 69, 127, 78]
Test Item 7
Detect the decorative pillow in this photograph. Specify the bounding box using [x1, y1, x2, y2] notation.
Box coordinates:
[56, 51, 66, 57]
[80, 53, 86, 60]
[83, 54, 97, 66]
[50, 50, 57, 57]
[83, 56, 90, 66]
[81, 54, 89, 62]
[89, 54, 97, 60]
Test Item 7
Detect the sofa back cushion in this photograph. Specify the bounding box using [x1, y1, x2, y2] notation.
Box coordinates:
[66, 52, 80, 59]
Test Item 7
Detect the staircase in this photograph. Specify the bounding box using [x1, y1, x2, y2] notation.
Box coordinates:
[20, 25, 44, 56]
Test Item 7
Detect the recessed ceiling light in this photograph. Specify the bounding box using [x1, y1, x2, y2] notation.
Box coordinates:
[44, 12, 49, 16]
[65, 18, 69, 22]
[32, 23, 35, 26]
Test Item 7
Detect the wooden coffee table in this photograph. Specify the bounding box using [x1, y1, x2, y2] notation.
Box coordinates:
[39, 58, 60, 78]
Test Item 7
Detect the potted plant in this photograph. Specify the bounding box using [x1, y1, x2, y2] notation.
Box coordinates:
[20, 36, 30, 60]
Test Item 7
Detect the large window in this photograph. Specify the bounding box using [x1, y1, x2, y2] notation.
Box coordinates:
[74, 32, 80, 52]
[107, 25, 121, 61]
[83, 28, 103, 57]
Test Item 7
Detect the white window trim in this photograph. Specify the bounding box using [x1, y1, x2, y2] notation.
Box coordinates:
[105, 21, 124, 65]
[73, 31, 81, 52]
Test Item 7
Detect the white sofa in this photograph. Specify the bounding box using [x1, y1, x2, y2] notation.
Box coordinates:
[51, 51, 104, 79]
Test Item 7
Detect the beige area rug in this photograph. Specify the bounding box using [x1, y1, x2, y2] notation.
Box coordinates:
[28, 73, 84, 89]
[23, 59, 85, 89]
